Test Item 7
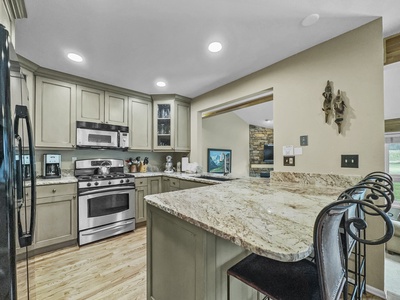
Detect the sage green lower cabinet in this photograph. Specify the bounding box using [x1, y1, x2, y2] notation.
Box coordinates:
[135, 178, 149, 224]
[179, 179, 209, 190]
[35, 184, 77, 249]
[17, 183, 77, 256]
[162, 177, 170, 192]
[148, 177, 162, 194]
[169, 178, 180, 191]
[136, 177, 162, 223]
[147, 205, 257, 300]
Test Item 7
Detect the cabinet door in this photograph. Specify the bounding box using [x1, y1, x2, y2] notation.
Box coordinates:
[175, 101, 190, 151]
[153, 99, 174, 150]
[35, 193, 77, 248]
[148, 177, 162, 195]
[35, 77, 77, 148]
[136, 185, 148, 223]
[105, 92, 128, 126]
[179, 179, 209, 190]
[77, 85, 105, 123]
[162, 178, 170, 193]
[129, 98, 152, 150]
[169, 178, 180, 191]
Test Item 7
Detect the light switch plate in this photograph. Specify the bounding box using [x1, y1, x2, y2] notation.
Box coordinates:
[300, 135, 308, 146]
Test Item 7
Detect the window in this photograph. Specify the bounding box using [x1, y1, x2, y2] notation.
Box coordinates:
[385, 132, 400, 204]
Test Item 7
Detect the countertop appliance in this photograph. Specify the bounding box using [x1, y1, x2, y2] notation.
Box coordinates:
[164, 155, 174, 173]
[76, 121, 129, 150]
[43, 154, 61, 178]
[0, 25, 37, 299]
[75, 158, 136, 245]
[16, 154, 32, 180]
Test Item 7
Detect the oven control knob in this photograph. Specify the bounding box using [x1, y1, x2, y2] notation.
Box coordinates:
[108, 181, 112, 185]
[120, 180, 124, 184]
[126, 179, 130, 183]
[94, 182, 99, 186]
[87, 183, 91, 187]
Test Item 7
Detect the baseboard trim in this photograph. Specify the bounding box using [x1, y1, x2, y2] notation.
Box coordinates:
[366, 284, 386, 299]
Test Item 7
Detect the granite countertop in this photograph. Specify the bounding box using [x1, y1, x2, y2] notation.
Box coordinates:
[24, 176, 78, 186]
[28, 171, 228, 186]
[128, 171, 233, 184]
[145, 177, 344, 262]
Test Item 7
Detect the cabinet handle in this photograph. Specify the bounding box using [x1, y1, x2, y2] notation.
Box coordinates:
[52, 189, 57, 193]
[73, 195, 76, 199]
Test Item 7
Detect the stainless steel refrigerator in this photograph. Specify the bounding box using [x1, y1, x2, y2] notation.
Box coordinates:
[0, 24, 36, 299]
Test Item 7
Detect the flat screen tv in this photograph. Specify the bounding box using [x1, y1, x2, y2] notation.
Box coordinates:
[263, 144, 274, 164]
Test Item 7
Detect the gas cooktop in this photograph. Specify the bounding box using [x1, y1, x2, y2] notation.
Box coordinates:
[74, 158, 135, 189]
[76, 172, 134, 182]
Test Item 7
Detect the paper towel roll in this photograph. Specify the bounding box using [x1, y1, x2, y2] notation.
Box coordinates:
[181, 157, 189, 172]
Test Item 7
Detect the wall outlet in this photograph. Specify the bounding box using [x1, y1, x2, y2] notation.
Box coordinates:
[341, 155, 359, 168]
[283, 156, 295, 166]
[300, 135, 308, 146]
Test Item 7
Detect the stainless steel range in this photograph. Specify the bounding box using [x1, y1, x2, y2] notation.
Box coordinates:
[75, 158, 135, 246]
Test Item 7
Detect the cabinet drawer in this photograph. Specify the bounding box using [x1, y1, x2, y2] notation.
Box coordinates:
[169, 178, 180, 188]
[135, 178, 148, 187]
[37, 183, 77, 198]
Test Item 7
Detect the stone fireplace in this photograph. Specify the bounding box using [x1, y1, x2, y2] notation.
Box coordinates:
[249, 125, 274, 177]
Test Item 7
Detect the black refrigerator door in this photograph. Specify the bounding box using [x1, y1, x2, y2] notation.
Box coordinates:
[14, 105, 36, 248]
[0, 24, 17, 300]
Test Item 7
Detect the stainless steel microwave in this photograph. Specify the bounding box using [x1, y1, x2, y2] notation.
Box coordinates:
[76, 121, 129, 150]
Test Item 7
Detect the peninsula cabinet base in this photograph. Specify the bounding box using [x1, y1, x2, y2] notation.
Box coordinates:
[147, 205, 257, 300]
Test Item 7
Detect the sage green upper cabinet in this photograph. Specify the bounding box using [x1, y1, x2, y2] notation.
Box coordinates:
[152, 94, 191, 152]
[35, 76, 77, 149]
[175, 100, 190, 151]
[129, 97, 152, 150]
[105, 92, 128, 126]
[77, 87, 128, 126]
[77, 85, 105, 123]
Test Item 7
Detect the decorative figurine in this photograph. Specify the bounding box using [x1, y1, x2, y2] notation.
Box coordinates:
[322, 80, 332, 123]
[333, 90, 346, 134]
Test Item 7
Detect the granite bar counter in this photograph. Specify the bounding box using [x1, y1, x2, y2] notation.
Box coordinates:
[146, 177, 343, 262]
[145, 177, 345, 300]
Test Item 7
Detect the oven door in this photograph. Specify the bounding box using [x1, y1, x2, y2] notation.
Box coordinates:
[78, 186, 135, 231]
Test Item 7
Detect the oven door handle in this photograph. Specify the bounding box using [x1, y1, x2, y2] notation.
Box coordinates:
[79, 185, 135, 196]
[81, 220, 134, 236]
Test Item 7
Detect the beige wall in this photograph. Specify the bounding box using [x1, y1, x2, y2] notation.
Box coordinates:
[202, 112, 249, 177]
[191, 19, 386, 292]
[192, 19, 384, 177]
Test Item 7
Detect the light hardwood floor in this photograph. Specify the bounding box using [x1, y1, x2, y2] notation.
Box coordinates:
[17, 227, 146, 300]
[16, 226, 384, 300]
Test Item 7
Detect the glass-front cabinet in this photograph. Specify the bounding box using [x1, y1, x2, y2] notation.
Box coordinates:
[155, 100, 173, 148]
[152, 95, 190, 151]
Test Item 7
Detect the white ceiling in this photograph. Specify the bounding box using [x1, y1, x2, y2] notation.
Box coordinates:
[14, 0, 400, 127]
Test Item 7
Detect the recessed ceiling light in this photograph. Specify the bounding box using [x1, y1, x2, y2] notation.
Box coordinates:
[156, 81, 166, 87]
[67, 52, 83, 62]
[208, 42, 222, 53]
[301, 14, 320, 27]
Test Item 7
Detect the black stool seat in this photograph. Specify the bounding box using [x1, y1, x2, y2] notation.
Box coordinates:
[227, 253, 320, 300]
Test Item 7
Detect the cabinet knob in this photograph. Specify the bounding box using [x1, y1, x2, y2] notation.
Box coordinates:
[25, 192, 29, 196]
[52, 189, 57, 193]
[73, 195, 76, 199]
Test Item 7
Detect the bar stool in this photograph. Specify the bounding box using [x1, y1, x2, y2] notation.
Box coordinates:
[227, 199, 394, 300]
